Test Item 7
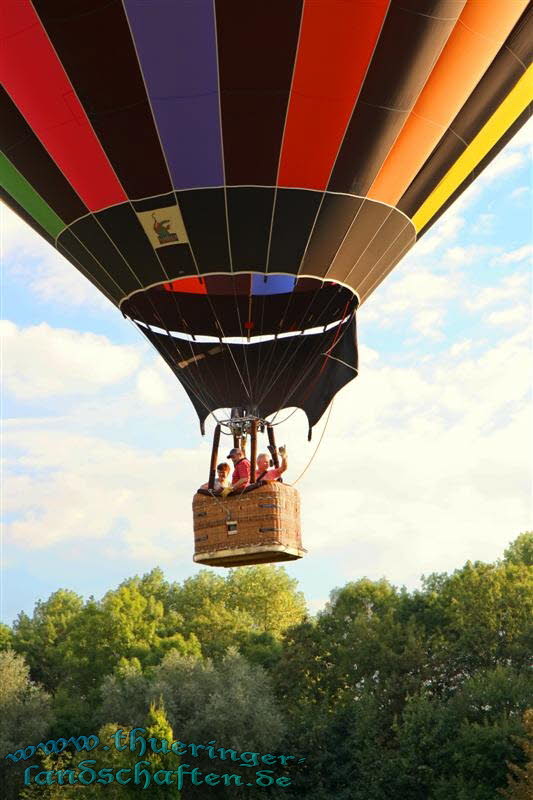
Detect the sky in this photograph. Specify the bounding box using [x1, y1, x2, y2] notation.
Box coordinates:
[1, 121, 532, 624]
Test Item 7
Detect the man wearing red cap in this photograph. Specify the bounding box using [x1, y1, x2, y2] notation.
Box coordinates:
[222, 447, 250, 497]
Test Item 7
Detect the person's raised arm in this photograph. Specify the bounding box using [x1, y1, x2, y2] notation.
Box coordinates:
[278, 445, 288, 475]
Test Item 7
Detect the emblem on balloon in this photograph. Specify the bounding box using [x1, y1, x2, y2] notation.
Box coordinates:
[136, 204, 188, 250]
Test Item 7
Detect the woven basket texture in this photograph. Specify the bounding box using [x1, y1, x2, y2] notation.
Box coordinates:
[193, 483, 302, 563]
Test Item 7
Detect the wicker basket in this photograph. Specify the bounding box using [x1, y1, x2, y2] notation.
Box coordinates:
[192, 482, 306, 567]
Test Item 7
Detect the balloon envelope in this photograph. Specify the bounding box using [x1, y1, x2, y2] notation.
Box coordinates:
[1, 0, 531, 431]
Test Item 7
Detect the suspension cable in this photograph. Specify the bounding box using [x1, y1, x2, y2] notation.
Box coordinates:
[291, 399, 334, 486]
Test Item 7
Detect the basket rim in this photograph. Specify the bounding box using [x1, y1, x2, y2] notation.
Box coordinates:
[193, 543, 306, 563]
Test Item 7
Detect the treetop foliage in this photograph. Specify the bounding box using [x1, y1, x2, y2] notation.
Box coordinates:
[1, 536, 531, 800]
[503, 531, 533, 567]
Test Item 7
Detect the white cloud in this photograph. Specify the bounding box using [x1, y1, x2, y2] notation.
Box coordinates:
[2, 322, 531, 589]
[476, 150, 526, 184]
[465, 273, 530, 312]
[492, 244, 532, 267]
[411, 308, 445, 339]
[136, 365, 175, 406]
[3, 427, 207, 561]
[449, 339, 473, 358]
[486, 305, 529, 327]
[29, 256, 112, 309]
[444, 244, 499, 266]
[291, 328, 532, 585]
[381, 271, 460, 311]
[359, 344, 379, 364]
[1, 204, 111, 309]
[472, 213, 495, 235]
[414, 211, 465, 256]
[510, 186, 528, 201]
[1, 321, 140, 399]
[504, 117, 532, 152]
[365, 269, 461, 338]
[1, 202, 37, 249]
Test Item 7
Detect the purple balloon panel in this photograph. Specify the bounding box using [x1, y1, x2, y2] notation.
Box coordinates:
[124, 0, 223, 189]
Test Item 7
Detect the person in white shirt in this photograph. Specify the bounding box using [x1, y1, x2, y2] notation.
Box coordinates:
[200, 462, 231, 493]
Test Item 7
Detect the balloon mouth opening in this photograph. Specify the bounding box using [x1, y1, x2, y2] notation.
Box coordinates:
[134, 311, 353, 345]
[120, 272, 358, 341]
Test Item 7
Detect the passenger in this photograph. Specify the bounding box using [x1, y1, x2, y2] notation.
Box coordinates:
[222, 447, 251, 496]
[256, 445, 288, 482]
[200, 462, 230, 493]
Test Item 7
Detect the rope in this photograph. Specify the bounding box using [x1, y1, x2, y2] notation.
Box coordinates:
[291, 398, 334, 486]
[203, 488, 233, 519]
[255, 292, 354, 412]
[202, 399, 333, 521]
[264, 306, 353, 426]
[268, 406, 300, 426]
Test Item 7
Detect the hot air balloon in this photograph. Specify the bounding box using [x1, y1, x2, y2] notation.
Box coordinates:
[2, 0, 531, 566]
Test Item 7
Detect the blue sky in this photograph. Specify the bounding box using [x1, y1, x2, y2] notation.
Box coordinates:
[1, 122, 531, 623]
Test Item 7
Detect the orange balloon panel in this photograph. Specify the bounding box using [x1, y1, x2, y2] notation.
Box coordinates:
[367, 0, 528, 206]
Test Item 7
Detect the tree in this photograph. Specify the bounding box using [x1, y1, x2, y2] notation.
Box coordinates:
[149, 648, 287, 798]
[276, 578, 428, 715]
[393, 670, 530, 800]
[279, 691, 397, 800]
[225, 566, 306, 637]
[167, 567, 306, 661]
[4, 538, 531, 800]
[89, 705, 180, 799]
[503, 532, 533, 567]
[142, 703, 180, 799]
[151, 648, 285, 754]
[238, 631, 283, 670]
[0, 650, 53, 760]
[98, 658, 152, 729]
[0, 623, 13, 651]
[420, 561, 533, 687]
[98, 647, 287, 765]
[12, 590, 84, 690]
[167, 571, 256, 660]
[274, 563, 533, 799]
[120, 567, 173, 607]
[119, 568, 187, 640]
[54, 587, 200, 701]
[499, 708, 533, 800]
[0, 650, 54, 800]
[18, 705, 181, 800]
[19, 752, 80, 800]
